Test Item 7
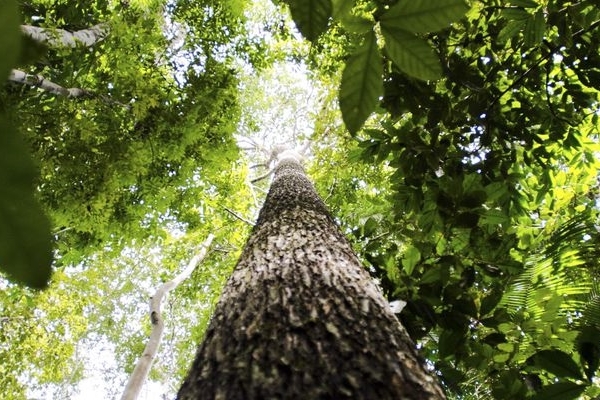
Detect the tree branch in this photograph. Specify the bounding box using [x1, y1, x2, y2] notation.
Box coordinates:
[21, 23, 108, 48]
[223, 207, 255, 226]
[8, 69, 130, 108]
[120, 234, 215, 400]
[9, 69, 91, 98]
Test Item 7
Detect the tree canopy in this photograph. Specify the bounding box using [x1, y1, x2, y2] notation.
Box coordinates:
[1, 0, 600, 398]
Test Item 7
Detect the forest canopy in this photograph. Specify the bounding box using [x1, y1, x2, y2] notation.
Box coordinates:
[1, 0, 600, 399]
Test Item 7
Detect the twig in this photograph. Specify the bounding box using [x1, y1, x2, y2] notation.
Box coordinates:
[120, 234, 215, 400]
[223, 207, 255, 226]
[250, 169, 273, 184]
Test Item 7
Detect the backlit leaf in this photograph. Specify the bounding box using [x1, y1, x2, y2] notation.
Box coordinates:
[530, 382, 587, 400]
[382, 26, 442, 80]
[380, 0, 469, 33]
[529, 349, 584, 380]
[402, 245, 421, 275]
[524, 9, 545, 46]
[339, 31, 383, 134]
[285, 0, 332, 42]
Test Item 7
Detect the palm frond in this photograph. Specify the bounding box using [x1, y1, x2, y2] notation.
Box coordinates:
[500, 214, 596, 319]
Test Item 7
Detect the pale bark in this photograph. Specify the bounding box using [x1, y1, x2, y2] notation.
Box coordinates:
[177, 152, 445, 399]
[8, 69, 90, 98]
[21, 24, 108, 48]
[120, 234, 214, 400]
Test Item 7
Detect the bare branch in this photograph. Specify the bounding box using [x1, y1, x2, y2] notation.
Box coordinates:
[8, 69, 130, 108]
[9, 69, 91, 98]
[21, 23, 108, 48]
[120, 234, 215, 400]
[223, 207, 255, 226]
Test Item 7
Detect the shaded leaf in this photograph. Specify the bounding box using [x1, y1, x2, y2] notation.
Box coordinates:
[381, 27, 442, 80]
[0, 116, 53, 288]
[529, 349, 583, 380]
[379, 0, 469, 33]
[530, 382, 587, 400]
[0, 0, 20, 79]
[285, 0, 332, 42]
[510, 0, 538, 7]
[524, 9, 545, 46]
[339, 31, 383, 134]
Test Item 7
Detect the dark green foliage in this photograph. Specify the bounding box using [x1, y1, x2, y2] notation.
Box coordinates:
[0, 0, 53, 288]
[298, 0, 600, 398]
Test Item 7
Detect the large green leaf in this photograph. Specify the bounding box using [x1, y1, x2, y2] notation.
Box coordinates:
[285, 0, 332, 42]
[339, 31, 383, 134]
[381, 26, 442, 80]
[529, 349, 584, 380]
[0, 0, 20, 79]
[0, 116, 53, 288]
[379, 0, 469, 33]
[530, 382, 587, 400]
[402, 244, 421, 275]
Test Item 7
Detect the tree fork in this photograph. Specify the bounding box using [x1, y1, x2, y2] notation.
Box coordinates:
[177, 151, 445, 399]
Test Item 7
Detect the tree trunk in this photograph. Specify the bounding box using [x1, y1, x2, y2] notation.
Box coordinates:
[177, 151, 445, 399]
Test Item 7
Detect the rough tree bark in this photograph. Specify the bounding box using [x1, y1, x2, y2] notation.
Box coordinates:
[177, 151, 445, 399]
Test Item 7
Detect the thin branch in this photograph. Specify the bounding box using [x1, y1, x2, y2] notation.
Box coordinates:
[8, 69, 130, 108]
[250, 169, 274, 184]
[21, 23, 108, 48]
[120, 234, 215, 400]
[223, 207, 255, 226]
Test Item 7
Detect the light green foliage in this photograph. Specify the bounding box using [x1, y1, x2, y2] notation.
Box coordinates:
[0, 0, 265, 396]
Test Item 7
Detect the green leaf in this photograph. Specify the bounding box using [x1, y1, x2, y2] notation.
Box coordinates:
[524, 9, 545, 46]
[402, 245, 421, 275]
[381, 27, 442, 80]
[439, 329, 465, 358]
[509, 0, 538, 7]
[529, 349, 584, 380]
[379, 0, 469, 33]
[0, 0, 20, 79]
[363, 216, 378, 236]
[498, 20, 526, 43]
[530, 382, 587, 400]
[0, 116, 53, 289]
[339, 31, 383, 134]
[501, 8, 531, 20]
[285, 0, 332, 42]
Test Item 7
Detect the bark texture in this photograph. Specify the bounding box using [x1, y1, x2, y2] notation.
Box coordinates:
[177, 153, 445, 399]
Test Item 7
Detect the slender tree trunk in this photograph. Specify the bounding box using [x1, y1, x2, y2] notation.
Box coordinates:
[121, 234, 214, 400]
[21, 24, 108, 48]
[177, 151, 445, 399]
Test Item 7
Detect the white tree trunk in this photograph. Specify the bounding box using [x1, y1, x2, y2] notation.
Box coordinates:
[120, 234, 215, 400]
[21, 23, 108, 48]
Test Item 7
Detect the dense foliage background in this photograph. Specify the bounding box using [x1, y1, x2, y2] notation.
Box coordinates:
[1, 0, 599, 398]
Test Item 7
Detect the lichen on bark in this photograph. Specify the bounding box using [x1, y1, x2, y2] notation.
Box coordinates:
[177, 154, 445, 399]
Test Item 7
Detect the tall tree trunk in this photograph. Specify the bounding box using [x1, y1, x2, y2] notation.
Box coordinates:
[177, 151, 445, 399]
